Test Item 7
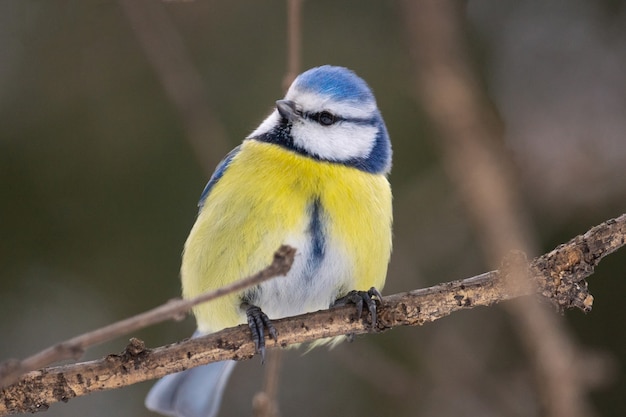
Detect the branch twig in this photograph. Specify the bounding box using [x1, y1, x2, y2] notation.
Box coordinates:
[1, 214, 623, 416]
[0, 246, 296, 389]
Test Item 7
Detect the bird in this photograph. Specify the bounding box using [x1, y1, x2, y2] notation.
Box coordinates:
[145, 65, 393, 417]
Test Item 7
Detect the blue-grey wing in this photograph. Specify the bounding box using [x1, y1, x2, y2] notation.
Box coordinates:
[145, 360, 236, 417]
[197, 145, 242, 211]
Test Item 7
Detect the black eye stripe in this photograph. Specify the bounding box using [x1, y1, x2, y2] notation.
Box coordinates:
[303, 111, 378, 127]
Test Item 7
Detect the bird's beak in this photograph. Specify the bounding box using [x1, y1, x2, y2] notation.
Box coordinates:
[276, 100, 299, 122]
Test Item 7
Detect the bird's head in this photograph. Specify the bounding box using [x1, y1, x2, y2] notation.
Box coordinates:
[249, 65, 391, 174]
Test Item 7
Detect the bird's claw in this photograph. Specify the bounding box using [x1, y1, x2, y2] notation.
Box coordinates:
[333, 287, 383, 328]
[244, 304, 277, 362]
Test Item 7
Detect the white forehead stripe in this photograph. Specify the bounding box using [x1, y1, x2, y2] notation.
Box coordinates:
[285, 89, 377, 120]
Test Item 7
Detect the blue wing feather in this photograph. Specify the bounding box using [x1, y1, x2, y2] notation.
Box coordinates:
[197, 145, 242, 211]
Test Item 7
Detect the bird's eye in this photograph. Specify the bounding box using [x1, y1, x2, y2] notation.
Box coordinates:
[317, 111, 336, 126]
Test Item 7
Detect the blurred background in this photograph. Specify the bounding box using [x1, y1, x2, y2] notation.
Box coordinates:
[1, 0, 625, 416]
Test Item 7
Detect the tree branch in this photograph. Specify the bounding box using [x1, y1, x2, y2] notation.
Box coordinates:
[1, 214, 623, 416]
[0, 246, 296, 389]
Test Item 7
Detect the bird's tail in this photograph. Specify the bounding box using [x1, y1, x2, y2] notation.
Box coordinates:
[145, 360, 237, 417]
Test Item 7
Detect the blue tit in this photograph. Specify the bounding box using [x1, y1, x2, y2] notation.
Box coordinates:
[145, 65, 393, 417]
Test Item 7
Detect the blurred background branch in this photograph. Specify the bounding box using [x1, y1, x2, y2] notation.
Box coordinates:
[282, 0, 303, 91]
[119, 0, 231, 173]
[402, 2, 615, 417]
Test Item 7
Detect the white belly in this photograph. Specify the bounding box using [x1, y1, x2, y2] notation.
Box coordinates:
[246, 233, 355, 319]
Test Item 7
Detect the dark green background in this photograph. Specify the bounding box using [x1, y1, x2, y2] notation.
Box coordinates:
[1, 1, 624, 416]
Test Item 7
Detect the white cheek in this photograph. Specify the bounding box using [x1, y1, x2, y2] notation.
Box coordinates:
[292, 123, 377, 161]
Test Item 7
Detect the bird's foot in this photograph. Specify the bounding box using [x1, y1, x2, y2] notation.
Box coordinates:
[243, 304, 277, 362]
[333, 287, 383, 328]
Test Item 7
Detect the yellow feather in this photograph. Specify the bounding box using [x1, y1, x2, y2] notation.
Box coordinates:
[181, 140, 392, 333]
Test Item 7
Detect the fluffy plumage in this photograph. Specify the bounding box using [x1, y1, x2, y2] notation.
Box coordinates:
[146, 65, 393, 417]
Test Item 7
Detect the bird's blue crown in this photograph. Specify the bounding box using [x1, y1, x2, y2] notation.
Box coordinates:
[294, 65, 375, 104]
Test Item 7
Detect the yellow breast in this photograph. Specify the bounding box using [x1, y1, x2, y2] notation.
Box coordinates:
[182, 140, 392, 333]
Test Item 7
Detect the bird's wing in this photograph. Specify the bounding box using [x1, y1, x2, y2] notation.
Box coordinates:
[197, 145, 242, 211]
